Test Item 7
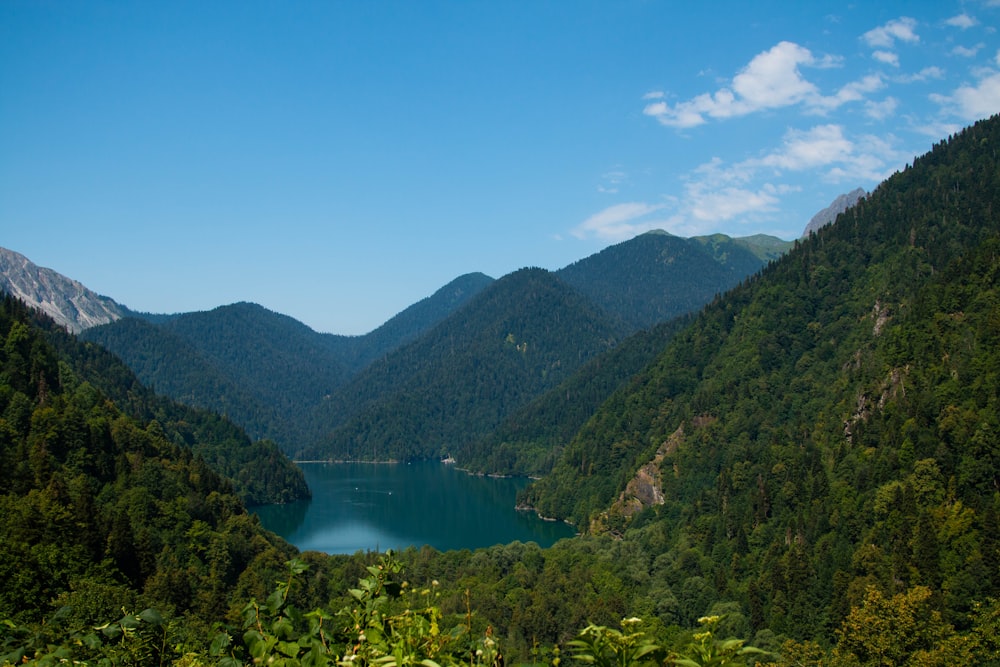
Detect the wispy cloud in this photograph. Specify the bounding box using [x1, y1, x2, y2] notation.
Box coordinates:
[953, 43, 985, 58]
[932, 70, 1000, 120]
[572, 123, 904, 241]
[572, 202, 668, 240]
[862, 17, 919, 49]
[895, 66, 946, 83]
[945, 13, 978, 30]
[597, 169, 628, 194]
[861, 17, 919, 70]
[873, 50, 900, 67]
[865, 97, 899, 120]
[642, 41, 866, 128]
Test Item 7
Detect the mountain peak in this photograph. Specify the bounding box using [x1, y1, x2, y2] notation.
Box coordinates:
[0, 246, 128, 333]
[802, 187, 866, 236]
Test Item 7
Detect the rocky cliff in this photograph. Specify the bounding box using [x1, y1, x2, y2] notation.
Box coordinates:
[0, 246, 128, 333]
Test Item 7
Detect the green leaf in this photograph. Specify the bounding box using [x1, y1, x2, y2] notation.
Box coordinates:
[210, 631, 232, 656]
[138, 608, 164, 625]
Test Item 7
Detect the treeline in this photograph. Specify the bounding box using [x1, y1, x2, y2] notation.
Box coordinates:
[557, 231, 771, 331]
[0, 293, 307, 636]
[519, 116, 1000, 645]
[81, 274, 496, 449]
[31, 301, 309, 505]
[455, 315, 693, 476]
[299, 268, 628, 462]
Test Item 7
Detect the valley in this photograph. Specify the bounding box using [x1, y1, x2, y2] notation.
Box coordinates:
[2, 116, 1000, 665]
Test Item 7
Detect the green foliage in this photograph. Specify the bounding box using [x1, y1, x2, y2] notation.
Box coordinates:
[461, 317, 691, 476]
[557, 231, 774, 332]
[521, 115, 1000, 644]
[303, 268, 628, 463]
[39, 307, 309, 505]
[566, 615, 767, 667]
[567, 618, 661, 667]
[81, 274, 494, 456]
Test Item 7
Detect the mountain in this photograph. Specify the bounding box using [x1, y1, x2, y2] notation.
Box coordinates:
[0, 246, 129, 333]
[0, 290, 303, 626]
[78, 315, 292, 445]
[521, 116, 1000, 639]
[299, 268, 627, 461]
[81, 274, 494, 449]
[453, 314, 693, 476]
[17, 297, 310, 506]
[555, 231, 781, 332]
[72, 229, 778, 458]
[329, 272, 495, 373]
[801, 187, 866, 236]
[721, 233, 795, 263]
[83, 303, 351, 445]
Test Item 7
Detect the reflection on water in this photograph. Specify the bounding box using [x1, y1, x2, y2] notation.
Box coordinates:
[253, 462, 575, 554]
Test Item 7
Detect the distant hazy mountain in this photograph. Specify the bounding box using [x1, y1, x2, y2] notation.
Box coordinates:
[82, 306, 333, 445]
[556, 231, 786, 331]
[332, 272, 495, 373]
[81, 274, 494, 448]
[300, 268, 627, 462]
[0, 246, 128, 333]
[802, 187, 866, 236]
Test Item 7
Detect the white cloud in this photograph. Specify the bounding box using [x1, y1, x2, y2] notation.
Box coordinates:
[873, 50, 900, 67]
[642, 91, 664, 100]
[573, 123, 907, 241]
[953, 44, 984, 58]
[598, 169, 628, 194]
[895, 66, 946, 83]
[756, 125, 854, 170]
[865, 97, 899, 120]
[862, 17, 919, 48]
[729, 42, 820, 108]
[948, 71, 1000, 119]
[945, 14, 978, 29]
[643, 41, 846, 128]
[572, 202, 668, 240]
[686, 184, 780, 223]
[815, 74, 886, 111]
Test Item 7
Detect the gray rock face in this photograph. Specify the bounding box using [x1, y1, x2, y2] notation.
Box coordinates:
[0, 247, 127, 333]
[803, 187, 866, 236]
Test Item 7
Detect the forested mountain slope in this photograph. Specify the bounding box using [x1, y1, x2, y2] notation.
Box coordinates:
[331, 272, 496, 373]
[0, 293, 299, 629]
[300, 268, 627, 461]
[522, 115, 1000, 638]
[84, 302, 351, 445]
[454, 315, 693, 476]
[15, 296, 310, 505]
[81, 274, 494, 450]
[77, 315, 291, 446]
[555, 231, 777, 331]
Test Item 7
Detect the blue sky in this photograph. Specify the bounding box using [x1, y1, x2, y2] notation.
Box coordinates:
[2, 1, 999, 334]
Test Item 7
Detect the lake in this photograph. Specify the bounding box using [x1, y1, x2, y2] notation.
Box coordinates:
[253, 461, 576, 554]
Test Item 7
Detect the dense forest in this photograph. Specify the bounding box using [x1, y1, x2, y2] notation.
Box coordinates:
[81, 273, 495, 448]
[81, 233, 776, 459]
[300, 268, 628, 462]
[5, 116, 1000, 666]
[556, 231, 772, 332]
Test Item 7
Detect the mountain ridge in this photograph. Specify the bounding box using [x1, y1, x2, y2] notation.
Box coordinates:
[0, 247, 129, 333]
[57, 230, 790, 456]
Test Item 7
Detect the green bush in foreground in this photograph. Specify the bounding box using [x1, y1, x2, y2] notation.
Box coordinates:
[1, 552, 767, 667]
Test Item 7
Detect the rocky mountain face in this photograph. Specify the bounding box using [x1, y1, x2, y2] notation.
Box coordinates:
[0, 246, 128, 333]
[801, 187, 866, 236]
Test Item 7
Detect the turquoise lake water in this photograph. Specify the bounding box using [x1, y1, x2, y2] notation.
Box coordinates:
[253, 461, 575, 554]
